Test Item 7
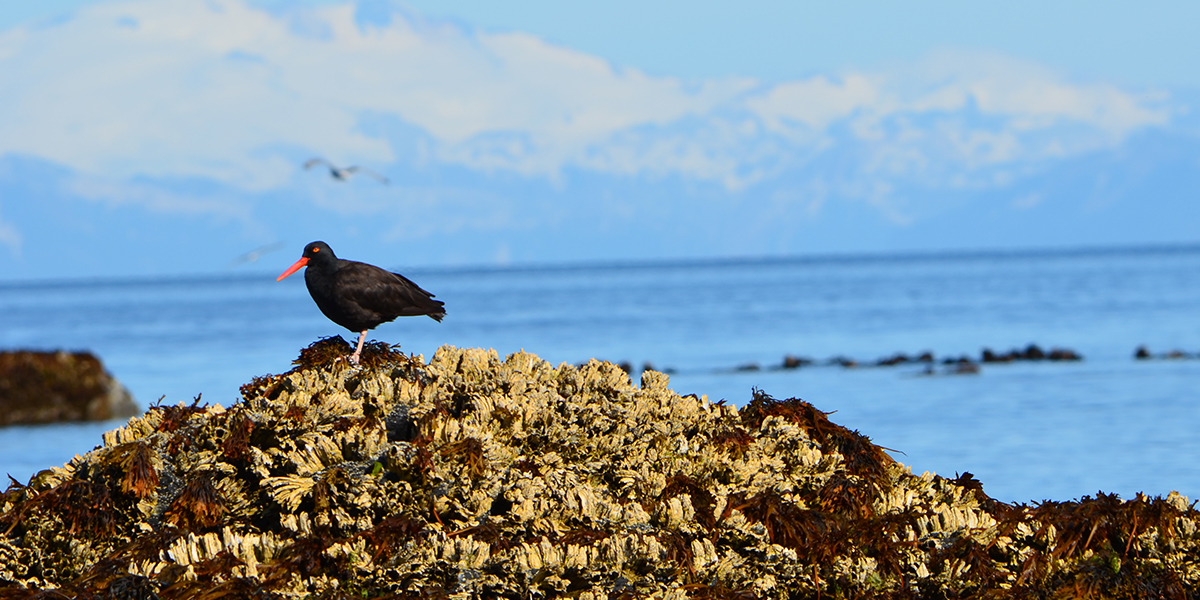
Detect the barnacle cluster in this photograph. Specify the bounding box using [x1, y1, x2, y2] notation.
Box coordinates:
[2, 336, 1199, 598]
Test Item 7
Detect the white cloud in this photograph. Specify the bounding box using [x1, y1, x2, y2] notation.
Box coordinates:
[914, 51, 1169, 137]
[0, 1, 392, 189]
[1011, 192, 1045, 210]
[0, 0, 761, 187]
[741, 50, 1170, 180]
[745, 74, 879, 133]
[0, 0, 1176, 212]
[65, 176, 256, 220]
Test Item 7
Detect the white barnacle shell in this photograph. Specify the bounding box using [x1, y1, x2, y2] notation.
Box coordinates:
[286, 433, 343, 476]
[620, 501, 652, 527]
[516, 537, 561, 572]
[563, 542, 593, 569]
[663, 495, 695, 529]
[691, 537, 719, 573]
[101, 413, 159, 447]
[263, 475, 316, 512]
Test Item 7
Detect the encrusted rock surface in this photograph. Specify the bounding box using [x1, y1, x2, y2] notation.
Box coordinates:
[1, 337, 1198, 598]
[0, 350, 138, 426]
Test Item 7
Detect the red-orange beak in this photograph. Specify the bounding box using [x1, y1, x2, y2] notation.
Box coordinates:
[277, 256, 309, 281]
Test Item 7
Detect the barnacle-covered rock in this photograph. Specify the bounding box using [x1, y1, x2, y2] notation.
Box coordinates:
[2, 335, 1199, 598]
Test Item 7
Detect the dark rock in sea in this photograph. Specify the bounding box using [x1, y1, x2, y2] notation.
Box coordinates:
[4, 339, 1199, 597]
[780, 354, 812, 369]
[1047, 347, 1083, 361]
[876, 352, 910, 366]
[735, 362, 761, 372]
[1134, 347, 1195, 360]
[942, 354, 972, 365]
[877, 350, 933, 366]
[0, 350, 138, 426]
[831, 355, 858, 368]
[981, 344, 1083, 364]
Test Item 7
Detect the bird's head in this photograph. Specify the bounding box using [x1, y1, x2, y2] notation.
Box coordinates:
[277, 241, 337, 281]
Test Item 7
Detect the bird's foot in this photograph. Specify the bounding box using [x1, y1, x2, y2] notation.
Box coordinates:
[348, 352, 362, 367]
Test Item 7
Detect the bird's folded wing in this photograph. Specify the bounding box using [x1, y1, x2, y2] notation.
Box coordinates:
[337, 263, 444, 317]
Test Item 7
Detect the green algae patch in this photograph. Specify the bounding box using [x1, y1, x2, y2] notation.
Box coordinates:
[1, 338, 1199, 598]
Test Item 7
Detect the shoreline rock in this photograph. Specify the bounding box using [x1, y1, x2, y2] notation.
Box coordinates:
[1, 337, 1197, 598]
[0, 350, 138, 426]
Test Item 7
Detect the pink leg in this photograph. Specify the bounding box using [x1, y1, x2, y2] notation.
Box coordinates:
[350, 330, 368, 365]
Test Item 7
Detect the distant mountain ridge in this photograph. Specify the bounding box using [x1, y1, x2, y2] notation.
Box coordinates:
[2, 125, 1198, 281]
[0, 1, 1196, 280]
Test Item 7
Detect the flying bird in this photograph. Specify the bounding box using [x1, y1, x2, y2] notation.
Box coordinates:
[303, 158, 389, 184]
[277, 241, 445, 366]
[228, 242, 286, 268]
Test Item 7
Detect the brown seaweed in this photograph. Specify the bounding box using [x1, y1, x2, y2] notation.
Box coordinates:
[1, 341, 1199, 598]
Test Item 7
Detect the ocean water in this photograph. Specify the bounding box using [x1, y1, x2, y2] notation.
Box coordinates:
[2, 246, 1199, 503]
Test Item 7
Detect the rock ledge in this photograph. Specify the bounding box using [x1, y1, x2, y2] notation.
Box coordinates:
[1, 337, 1197, 598]
[0, 350, 137, 426]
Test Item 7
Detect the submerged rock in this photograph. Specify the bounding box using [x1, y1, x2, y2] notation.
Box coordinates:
[981, 344, 1083, 363]
[1, 336, 1198, 598]
[0, 350, 138, 426]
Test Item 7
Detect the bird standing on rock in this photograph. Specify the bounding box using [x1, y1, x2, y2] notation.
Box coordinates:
[277, 241, 445, 365]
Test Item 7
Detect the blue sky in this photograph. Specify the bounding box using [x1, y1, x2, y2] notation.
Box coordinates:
[0, 0, 1197, 279]
[406, 1, 1200, 88]
[11, 1, 1198, 86]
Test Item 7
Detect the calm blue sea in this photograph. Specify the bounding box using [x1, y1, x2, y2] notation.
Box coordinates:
[2, 246, 1199, 503]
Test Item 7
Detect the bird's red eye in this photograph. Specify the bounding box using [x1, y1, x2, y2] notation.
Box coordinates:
[312, 247, 319, 253]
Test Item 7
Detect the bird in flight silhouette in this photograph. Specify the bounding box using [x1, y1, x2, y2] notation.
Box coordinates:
[303, 158, 389, 184]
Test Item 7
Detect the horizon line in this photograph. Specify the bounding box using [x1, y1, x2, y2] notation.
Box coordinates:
[2, 240, 1199, 289]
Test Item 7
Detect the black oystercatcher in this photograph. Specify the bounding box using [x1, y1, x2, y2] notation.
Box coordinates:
[303, 157, 389, 184]
[277, 241, 445, 365]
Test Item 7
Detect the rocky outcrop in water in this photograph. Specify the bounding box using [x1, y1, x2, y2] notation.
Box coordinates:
[1134, 345, 1200, 360]
[0, 350, 138, 426]
[1, 337, 1197, 598]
